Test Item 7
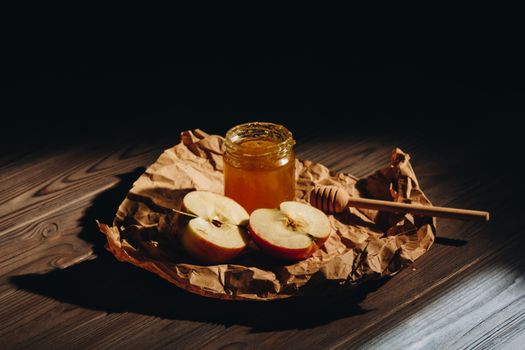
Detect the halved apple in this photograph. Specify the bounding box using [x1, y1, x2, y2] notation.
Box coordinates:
[248, 201, 331, 261]
[178, 191, 250, 264]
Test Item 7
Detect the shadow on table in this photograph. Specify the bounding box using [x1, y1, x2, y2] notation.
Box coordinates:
[10, 168, 387, 331]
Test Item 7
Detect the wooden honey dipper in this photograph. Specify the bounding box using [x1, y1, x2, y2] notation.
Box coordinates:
[309, 185, 490, 221]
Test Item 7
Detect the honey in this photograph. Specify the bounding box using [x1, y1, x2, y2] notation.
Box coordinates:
[224, 122, 296, 213]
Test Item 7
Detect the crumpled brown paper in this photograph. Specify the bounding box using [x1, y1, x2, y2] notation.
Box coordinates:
[98, 129, 436, 300]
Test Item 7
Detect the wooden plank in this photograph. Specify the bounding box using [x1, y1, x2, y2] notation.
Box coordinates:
[0, 191, 226, 349]
[195, 137, 519, 349]
[0, 137, 172, 236]
[196, 217, 517, 350]
[333, 234, 525, 349]
[1, 131, 521, 349]
[0, 130, 316, 239]
[0, 129, 406, 238]
[296, 132, 427, 178]
[0, 133, 416, 349]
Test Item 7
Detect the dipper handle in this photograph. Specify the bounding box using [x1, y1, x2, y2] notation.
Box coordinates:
[309, 185, 490, 221]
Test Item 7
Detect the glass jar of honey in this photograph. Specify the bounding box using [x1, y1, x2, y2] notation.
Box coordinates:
[224, 122, 296, 213]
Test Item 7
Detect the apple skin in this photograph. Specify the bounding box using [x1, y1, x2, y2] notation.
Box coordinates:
[179, 223, 247, 264]
[248, 224, 326, 261]
[176, 191, 250, 264]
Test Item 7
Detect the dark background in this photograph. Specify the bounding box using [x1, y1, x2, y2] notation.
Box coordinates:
[5, 20, 525, 151]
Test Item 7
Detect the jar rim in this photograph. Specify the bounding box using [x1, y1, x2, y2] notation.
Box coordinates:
[225, 122, 295, 158]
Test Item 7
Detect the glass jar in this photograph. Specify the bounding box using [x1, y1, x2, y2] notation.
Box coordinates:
[223, 122, 296, 213]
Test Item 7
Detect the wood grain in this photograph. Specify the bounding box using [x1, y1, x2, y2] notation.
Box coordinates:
[0, 130, 522, 349]
[0, 137, 172, 236]
[335, 235, 525, 349]
[0, 191, 227, 349]
[194, 135, 521, 349]
[196, 220, 518, 350]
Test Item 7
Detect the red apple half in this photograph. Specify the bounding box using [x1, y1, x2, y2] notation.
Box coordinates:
[248, 201, 331, 261]
[179, 191, 250, 264]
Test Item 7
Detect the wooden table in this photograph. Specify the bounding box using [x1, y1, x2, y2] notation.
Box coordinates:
[1, 127, 523, 349]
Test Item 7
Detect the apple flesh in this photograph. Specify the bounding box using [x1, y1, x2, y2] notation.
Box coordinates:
[249, 201, 331, 261]
[178, 191, 249, 264]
